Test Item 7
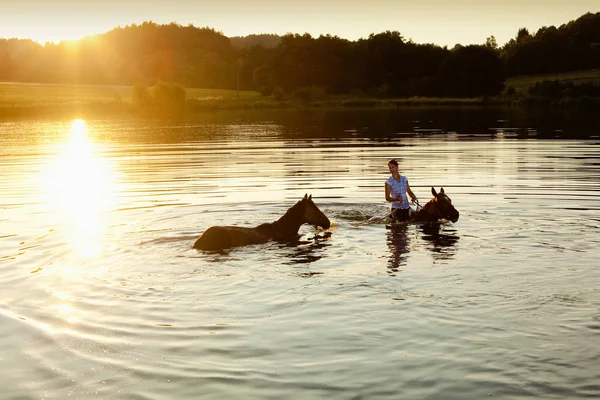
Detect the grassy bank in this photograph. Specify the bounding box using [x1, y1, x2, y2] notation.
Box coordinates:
[2, 70, 599, 118]
[0, 82, 270, 118]
[0, 82, 260, 106]
[0, 82, 509, 118]
[505, 69, 600, 94]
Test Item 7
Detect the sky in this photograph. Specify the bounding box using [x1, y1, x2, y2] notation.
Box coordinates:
[1, 0, 598, 47]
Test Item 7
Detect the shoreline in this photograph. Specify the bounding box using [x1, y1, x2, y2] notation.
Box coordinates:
[2, 96, 598, 120]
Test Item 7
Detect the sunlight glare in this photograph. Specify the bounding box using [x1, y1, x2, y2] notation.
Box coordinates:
[58, 304, 78, 324]
[42, 119, 118, 260]
[72, 119, 86, 141]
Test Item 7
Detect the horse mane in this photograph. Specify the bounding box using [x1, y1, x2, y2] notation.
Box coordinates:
[415, 198, 440, 222]
[275, 199, 304, 226]
[287, 198, 304, 214]
[420, 199, 436, 214]
[253, 199, 305, 238]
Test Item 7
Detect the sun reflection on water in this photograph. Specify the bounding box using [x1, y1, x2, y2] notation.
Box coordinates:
[42, 119, 117, 259]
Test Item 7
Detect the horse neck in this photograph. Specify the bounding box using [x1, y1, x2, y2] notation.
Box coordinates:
[273, 203, 305, 235]
[416, 200, 440, 221]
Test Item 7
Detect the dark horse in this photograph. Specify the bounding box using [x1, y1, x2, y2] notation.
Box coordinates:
[193, 194, 331, 251]
[411, 187, 460, 223]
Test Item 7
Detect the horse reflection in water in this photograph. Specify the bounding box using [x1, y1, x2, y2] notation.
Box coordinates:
[413, 187, 460, 259]
[281, 231, 333, 266]
[386, 223, 460, 273]
[420, 224, 460, 260]
[194, 194, 331, 251]
[386, 187, 460, 273]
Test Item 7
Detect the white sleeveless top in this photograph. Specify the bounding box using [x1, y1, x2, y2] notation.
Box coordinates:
[386, 175, 409, 209]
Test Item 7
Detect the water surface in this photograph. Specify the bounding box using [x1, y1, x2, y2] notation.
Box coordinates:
[1, 111, 600, 399]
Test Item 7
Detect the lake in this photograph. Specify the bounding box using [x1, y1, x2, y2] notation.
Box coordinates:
[1, 109, 600, 399]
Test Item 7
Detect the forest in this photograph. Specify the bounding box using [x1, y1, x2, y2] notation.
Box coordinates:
[1, 12, 599, 99]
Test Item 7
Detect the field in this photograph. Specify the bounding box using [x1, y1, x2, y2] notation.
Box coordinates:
[0, 82, 261, 106]
[505, 69, 600, 94]
[0, 82, 491, 115]
[2, 69, 600, 115]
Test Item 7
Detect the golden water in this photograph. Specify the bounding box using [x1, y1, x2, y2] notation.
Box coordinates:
[1, 115, 599, 399]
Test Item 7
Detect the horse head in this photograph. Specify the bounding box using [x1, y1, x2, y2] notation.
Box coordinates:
[301, 194, 331, 229]
[430, 187, 459, 223]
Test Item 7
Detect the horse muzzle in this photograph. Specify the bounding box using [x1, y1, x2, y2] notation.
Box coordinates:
[450, 211, 459, 223]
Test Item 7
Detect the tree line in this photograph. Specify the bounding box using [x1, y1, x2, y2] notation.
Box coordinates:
[1, 12, 599, 98]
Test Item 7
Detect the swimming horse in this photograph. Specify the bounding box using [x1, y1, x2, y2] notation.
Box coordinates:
[411, 187, 460, 223]
[193, 194, 331, 251]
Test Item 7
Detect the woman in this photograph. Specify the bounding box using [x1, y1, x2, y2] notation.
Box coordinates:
[385, 159, 418, 222]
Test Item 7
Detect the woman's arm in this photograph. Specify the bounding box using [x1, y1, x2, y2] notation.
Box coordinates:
[406, 180, 418, 202]
[385, 183, 399, 202]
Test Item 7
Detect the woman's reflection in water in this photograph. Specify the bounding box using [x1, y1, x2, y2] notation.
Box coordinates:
[419, 223, 460, 260]
[386, 224, 410, 275]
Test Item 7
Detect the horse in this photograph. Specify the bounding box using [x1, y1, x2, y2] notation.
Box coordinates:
[412, 187, 459, 223]
[193, 194, 331, 251]
[381, 187, 459, 224]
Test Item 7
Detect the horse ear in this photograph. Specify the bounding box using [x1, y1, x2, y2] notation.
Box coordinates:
[431, 187, 437, 196]
[308, 194, 312, 201]
[303, 193, 308, 200]
[440, 187, 445, 194]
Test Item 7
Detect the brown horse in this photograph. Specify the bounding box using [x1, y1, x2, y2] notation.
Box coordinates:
[193, 194, 331, 251]
[413, 187, 459, 223]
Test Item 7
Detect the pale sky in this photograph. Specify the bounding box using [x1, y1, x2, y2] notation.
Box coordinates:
[1, 0, 597, 47]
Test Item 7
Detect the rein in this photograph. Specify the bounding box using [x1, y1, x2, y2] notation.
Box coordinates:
[412, 199, 423, 211]
[356, 188, 458, 226]
[362, 199, 422, 225]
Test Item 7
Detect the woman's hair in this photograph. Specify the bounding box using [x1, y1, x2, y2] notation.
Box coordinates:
[388, 159, 398, 166]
